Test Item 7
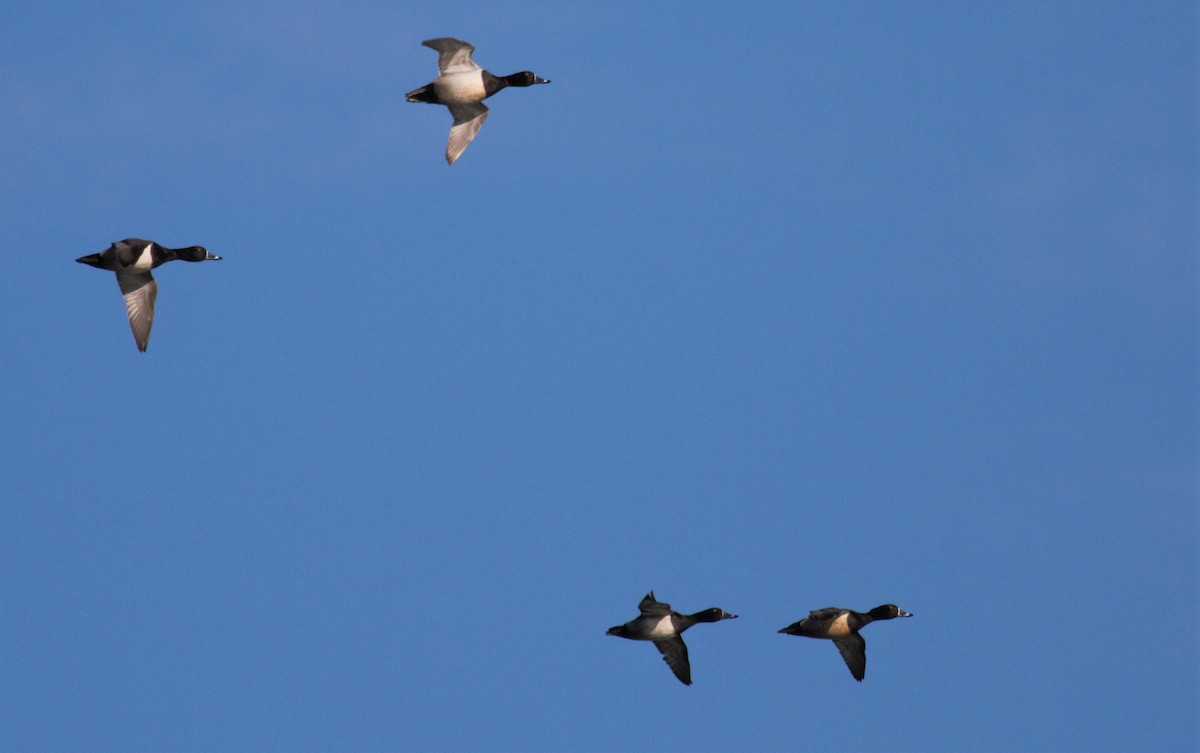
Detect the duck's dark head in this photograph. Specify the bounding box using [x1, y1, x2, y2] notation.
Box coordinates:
[504, 71, 550, 87]
[177, 246, 221, 262]
[868, 604, 913, 620]
[693, 608, 738, 623]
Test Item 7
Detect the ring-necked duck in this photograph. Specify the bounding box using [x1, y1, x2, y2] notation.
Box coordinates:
[778, 604, 912, 681]
[77, 238, 221, 352]
[606, 591, 738, 686]
[406, 38, 550, 165]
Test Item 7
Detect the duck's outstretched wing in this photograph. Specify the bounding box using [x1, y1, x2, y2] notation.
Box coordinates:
[422, 38, 479, 75]
[117, 272, 157, 352]
[653, 637, 692, 685]
[444, 102, 488, 165]
[637, 591, 672, 617]
[832, 633, 867, 681]
[808, 607, 844, 620]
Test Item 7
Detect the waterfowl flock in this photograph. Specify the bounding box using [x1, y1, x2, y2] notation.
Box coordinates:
[74, 38, 915, 686]
[77, 38, 548, 349]
[609, 592, 912, 685]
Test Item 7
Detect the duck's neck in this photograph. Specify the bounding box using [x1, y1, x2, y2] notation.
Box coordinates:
[484, 71, 545, 97]
[482, 71, 508, 97]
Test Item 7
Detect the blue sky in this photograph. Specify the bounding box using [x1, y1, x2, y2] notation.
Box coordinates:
[1, 1, 1196, 751]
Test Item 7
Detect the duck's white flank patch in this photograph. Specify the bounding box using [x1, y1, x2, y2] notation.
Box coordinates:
[827, 612, 852, 637]
[130, 241, 154, 272]
[646, 615, 676, 640]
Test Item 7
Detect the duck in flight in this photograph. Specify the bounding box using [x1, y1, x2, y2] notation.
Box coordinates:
[406, 38, 550, 164]
[778, 604, 912, 681]
[606, 591, 738, 685]
[77, 238, 221, 352]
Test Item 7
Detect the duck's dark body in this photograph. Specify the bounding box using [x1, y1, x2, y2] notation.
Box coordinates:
[77, 238, 220, 352]
[606, 591, 737, 685]
[778, 604, 912, 681]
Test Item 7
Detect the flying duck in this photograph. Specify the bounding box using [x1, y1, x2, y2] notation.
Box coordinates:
[778, 604, 912, 681]
[606, 591, 738, 685]
[406, 37, 550, 164]
[76, 238, 221, 352]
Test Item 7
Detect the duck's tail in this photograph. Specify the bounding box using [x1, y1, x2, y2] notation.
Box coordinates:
[406, 84, 436, 103]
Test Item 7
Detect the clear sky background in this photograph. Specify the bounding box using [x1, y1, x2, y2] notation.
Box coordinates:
[0, 2, 1196, 751]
